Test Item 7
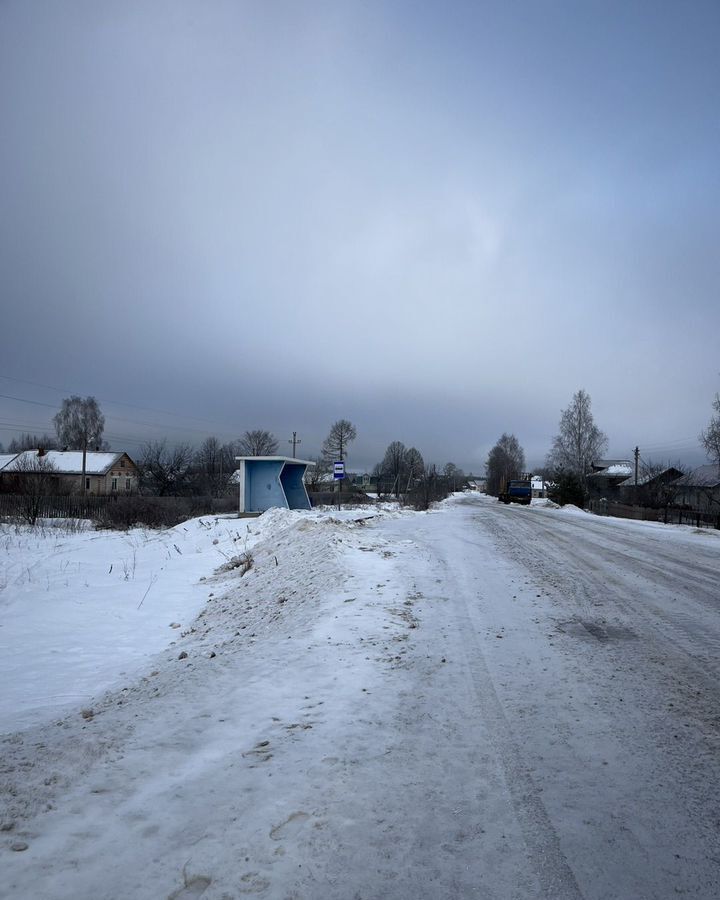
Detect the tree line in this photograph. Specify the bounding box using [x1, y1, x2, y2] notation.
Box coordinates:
[0, 403, 364, 500]
[485, 387, 720, 507]
[0, 400, 471, 511]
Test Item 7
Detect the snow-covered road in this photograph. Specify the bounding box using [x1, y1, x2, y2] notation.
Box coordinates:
[3, 496, 720, 899]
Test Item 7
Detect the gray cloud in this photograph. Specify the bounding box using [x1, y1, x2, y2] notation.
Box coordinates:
[1, 1, 719, 473]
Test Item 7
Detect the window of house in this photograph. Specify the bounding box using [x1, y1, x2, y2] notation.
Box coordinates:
[85, 477, 90, 490]
[125, 478, 131, 491]
[120, 459, 125, 467]
[111, 478, 118, 491]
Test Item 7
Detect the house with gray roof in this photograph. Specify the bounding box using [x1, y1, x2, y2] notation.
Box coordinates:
[670, 465, 720, 512]
[617, 466, 684, 507]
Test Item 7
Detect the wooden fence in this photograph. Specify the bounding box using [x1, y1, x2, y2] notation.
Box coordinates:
[588, 499, 720, 530]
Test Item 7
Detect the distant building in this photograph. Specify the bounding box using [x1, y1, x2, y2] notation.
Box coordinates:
[531, 476, 547, 498]
[586, 460, 634, 500]
[0, 450, 139, 495]
[617, 467, 684, 507]
[670, 465, 720, 512]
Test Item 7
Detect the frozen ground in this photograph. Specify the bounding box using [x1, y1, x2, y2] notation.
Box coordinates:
[2, 495, 720, 899]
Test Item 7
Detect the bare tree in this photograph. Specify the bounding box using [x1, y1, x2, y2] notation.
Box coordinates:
[486, 434, 525, 496]
[53, 396, 106, 494]
[237, 430, 279, 456]
[194, 436, 235, 497]
[442, 462, 466, 492]
[139, 440, 195, 496]
[53, 396, 105, 449]
[8, 432, 58, 452]
[380, 441, 407, 497]
[303, 454, 332, 491]
[700, 393, 720, 474]
[404, 447, 425, 485]
[546, 389, 607, 484]
[10, 452, 57, 525]
[321, 419, 357, 462]
[404, 463, 452, 511]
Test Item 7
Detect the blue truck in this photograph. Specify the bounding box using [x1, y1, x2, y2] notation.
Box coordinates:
[499, 476, 532, 505]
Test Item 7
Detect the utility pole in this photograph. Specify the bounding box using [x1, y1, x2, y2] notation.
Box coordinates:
[634, 446, 639, 485]
[288, 431, 301, 458]
[82, 432, 88, 494]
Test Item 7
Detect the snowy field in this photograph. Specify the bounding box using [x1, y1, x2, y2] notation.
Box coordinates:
[2, 495, 720, 899]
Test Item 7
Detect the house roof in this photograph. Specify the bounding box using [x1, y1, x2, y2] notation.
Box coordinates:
[617, 467, 684, 488]
[604, 464, 634, 476]
[0, 453, 17, 471]
[592, 458, 633, 469]
[672, 464, 720, 489]
[588, 463, 633, 480]
[2, 450, 130, 475]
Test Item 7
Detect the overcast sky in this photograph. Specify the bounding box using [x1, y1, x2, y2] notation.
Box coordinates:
[1, 0, 719, 473]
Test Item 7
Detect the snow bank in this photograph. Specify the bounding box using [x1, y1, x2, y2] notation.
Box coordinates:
[557, 504, 588, 515]
[0, 511, 297, 733]
[0, 505, 403, 735]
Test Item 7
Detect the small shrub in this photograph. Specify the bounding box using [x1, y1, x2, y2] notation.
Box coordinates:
[95, 495, 236, 530]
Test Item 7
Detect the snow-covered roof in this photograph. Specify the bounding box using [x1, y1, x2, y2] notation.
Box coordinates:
[0, 453, 18, 471]
[2, 450, 127, 475]
[672, 465, 720, 489]
[588, 463, 633, 479]
[604, 464, 633, 476]
[594, 459, 631, 468]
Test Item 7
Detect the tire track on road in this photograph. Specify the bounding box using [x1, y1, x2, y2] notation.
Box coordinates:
[408, 523, 587, 900]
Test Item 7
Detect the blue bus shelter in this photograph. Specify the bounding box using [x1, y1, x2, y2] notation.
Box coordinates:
[235, 456, 315, 514]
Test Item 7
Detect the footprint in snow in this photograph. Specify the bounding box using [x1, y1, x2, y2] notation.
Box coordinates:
[167, 874, 211, 899]
[270, 811, 310, 841]
[242, 740, 273, 764]
[238, 872, 271, 894]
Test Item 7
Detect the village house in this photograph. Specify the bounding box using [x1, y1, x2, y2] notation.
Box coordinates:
[670, 465, 720, 513]
[0, 450, 139, 496]
[617, 466, 685, 507]
[586, 459, 634, 500]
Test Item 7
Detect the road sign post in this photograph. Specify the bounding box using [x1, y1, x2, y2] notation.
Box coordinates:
[334, 461, 345, 510]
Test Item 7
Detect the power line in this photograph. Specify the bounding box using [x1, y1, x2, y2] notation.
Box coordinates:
[0, 374, 244, 432]
[0, 392, 240, 439]
[0, 392, 57, 409]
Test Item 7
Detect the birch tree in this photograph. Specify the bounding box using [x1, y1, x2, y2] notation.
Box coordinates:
[700, 393, 720, 473]
[546, 389, 607, 482]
